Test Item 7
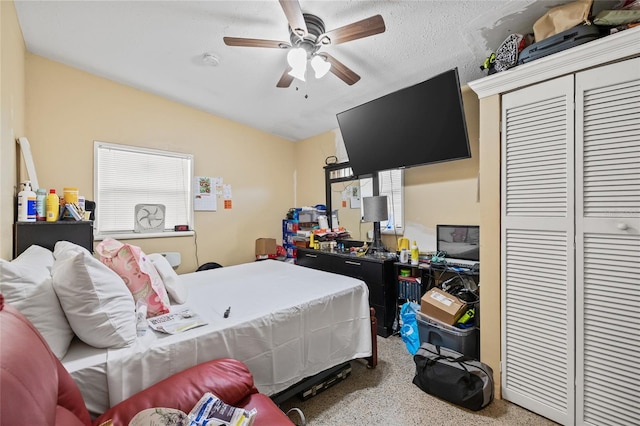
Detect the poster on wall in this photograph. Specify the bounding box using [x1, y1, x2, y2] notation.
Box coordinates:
[347, 184, 360, 208]
[223, 184, 232, 209]
[194, 176, 217, 211]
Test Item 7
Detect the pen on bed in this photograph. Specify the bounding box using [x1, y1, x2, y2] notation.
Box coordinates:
[224, 306, 231, 318]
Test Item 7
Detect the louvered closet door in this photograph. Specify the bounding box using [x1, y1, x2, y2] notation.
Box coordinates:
[501, 75, 575, 425]
[575, 57, 640, 426]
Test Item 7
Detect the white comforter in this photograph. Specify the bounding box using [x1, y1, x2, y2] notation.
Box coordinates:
[103, 260, 372, 408]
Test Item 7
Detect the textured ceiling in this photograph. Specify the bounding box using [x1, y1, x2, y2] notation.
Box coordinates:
[14, 0, 616, 141]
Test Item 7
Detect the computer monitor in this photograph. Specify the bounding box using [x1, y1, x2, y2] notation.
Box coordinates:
[436, 225, 479, 261]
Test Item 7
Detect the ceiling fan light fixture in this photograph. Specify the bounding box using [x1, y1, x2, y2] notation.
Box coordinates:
[311, 55, 331, 79]
[286, 47, 307, 69]
[288, 63, 307, 82]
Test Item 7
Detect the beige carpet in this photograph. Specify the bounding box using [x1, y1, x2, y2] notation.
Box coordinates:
[279, 335, 558, 425]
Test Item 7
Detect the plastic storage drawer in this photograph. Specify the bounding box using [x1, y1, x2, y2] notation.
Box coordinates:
[416, 311, 479, 359]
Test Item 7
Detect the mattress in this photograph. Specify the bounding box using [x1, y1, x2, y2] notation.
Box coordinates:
[64, 260, 372, 416]
[62, 338, 109, 416]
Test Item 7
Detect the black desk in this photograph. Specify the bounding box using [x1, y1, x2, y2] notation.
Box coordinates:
[395, 261, 479, 292]
[296, 248, 396, 337]
[13, 221, 94, 258]
[394, 261, 480, 333]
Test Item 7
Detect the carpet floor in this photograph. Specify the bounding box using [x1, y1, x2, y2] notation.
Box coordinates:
[278, 335, 558, 425]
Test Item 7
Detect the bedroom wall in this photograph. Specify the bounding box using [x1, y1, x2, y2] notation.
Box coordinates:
[23, 54, 295, 271]
[478, 93, 502, 399]
[292, 85, 498, 391]
[293, 85, 481, 251]
[401, 85, 480, 252]
[0, 1, 26, 260]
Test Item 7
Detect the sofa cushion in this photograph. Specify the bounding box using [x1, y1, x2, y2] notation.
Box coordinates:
[0, 297, 92, 426]
[0, 245, 74, 359]
[52, 243, 136, 348]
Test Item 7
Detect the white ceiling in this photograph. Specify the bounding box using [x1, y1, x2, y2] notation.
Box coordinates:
[13, 0, 617, 141]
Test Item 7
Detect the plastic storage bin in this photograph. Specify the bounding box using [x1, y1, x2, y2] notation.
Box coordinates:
[416, 311, 479, 359]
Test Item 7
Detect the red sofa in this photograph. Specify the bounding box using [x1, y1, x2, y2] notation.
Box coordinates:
[0, 294, 294, 425]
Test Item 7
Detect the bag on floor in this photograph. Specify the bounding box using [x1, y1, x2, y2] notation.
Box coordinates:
[412, 342, 494, 411]
[399, 302, 421, 355]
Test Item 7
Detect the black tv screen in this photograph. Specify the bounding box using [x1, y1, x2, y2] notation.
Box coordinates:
[336, 68, 470, 176]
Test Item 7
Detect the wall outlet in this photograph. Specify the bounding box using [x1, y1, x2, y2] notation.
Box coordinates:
[367, 230, 374, 239]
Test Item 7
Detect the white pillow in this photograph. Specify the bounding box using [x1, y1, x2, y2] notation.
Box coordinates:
[53, 240, 91, 260]
[0, 245, 74, 359]
[148, 253, 188, 304]
[52, 249, 137, 348]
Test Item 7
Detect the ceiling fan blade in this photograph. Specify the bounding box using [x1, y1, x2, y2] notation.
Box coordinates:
[223, 37, 290, 49]
[320, 53, 361, 85]
[279, 0, 307, 36]
[320, 15, 385, 46]
[276, 66, 294, 88]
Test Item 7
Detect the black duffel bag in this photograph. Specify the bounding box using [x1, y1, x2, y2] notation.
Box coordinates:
[412, 342, 494, 411]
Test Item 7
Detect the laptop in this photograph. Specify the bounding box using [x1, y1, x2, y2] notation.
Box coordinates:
[436, 225, 480, 268]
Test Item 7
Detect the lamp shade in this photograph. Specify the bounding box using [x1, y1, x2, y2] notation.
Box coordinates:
[287, 48, 307, 81]
[363, 196, 388, 222]
[311, 55, 331, 78]
[287, 47, 307, 69]
[288, 64, 306, 82]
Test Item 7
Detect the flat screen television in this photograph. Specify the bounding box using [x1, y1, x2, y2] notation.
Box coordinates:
[336, 68, 470, 176]
[436, 225, 480, 261]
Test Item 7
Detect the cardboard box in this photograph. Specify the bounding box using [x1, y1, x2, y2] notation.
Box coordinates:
[420, 288, 467, 325]
[255, 238, 277, 257]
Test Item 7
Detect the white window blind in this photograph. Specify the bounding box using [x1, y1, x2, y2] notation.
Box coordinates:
[361, 169, 404, 234]
[94, 141, 193, 238]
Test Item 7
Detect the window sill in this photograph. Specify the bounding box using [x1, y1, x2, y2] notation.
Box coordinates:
[95, 230, 194, 241]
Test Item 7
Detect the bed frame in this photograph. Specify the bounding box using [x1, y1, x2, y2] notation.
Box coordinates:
[271, 307, 377, 405]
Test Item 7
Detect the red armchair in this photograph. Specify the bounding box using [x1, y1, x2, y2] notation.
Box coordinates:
[0, 295, 294, 425]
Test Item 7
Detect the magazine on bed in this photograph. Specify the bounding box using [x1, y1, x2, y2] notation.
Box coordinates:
[147, 308, 208, 334]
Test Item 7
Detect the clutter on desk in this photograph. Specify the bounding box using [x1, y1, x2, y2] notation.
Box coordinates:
[283, 205, 355, 260]
[480, 0, 640, 76]
[16, 181, 36, 222]
[17, 181, 92, 223]
[410, 240, 420, 265]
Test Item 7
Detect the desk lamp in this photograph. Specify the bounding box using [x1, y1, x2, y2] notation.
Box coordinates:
[363, 195, 388, 254]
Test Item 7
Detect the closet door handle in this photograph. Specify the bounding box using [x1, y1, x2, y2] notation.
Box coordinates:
[345, 260, 361, 266]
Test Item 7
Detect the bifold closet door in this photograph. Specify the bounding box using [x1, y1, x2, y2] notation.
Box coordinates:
[501, 75, 575, 425]
[575, 57, 640, 426]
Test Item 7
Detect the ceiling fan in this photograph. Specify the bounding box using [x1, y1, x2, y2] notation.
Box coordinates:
[223, 0, 385, 88]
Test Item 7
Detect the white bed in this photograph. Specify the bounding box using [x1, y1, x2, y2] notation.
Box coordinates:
[62, 260, 374, 416]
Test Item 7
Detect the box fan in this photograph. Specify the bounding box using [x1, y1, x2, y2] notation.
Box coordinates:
[134, 204, 166, 233]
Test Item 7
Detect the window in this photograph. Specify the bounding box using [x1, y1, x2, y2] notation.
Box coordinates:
[94, 141, 193, 239]
[360, 169, 404, 234]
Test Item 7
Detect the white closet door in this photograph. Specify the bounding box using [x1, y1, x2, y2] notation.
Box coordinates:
[575, 57, 640, 426]
[501, 75, 575, 425]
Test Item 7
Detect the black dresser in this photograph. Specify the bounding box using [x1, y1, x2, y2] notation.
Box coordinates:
[296, 247, 396, 337]
[13, 221, 94, 258]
